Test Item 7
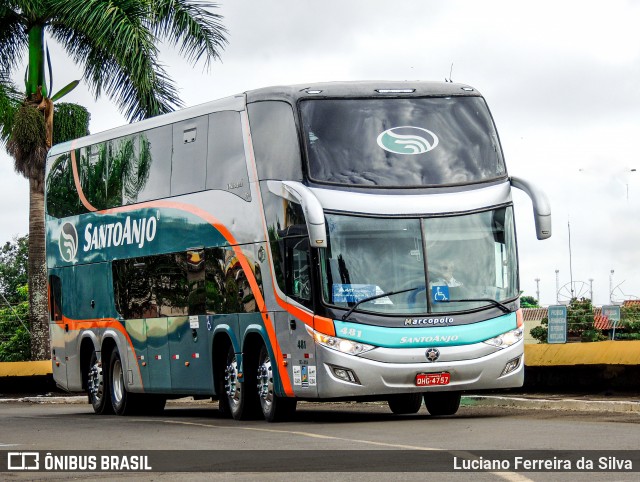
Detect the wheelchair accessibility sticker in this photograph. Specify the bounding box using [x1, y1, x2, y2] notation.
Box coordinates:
[431, 285, 450, 302]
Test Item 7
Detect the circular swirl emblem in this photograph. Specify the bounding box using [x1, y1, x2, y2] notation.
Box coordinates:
[59, 222, 78, 263]
[376, 126, 439, 155]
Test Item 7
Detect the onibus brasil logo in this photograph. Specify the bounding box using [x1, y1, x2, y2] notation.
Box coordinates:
[376, 126, 439, 155]
[59, 222, 79, 263]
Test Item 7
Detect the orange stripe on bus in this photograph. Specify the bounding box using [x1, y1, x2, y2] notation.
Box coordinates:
[56, 315, 143, 386]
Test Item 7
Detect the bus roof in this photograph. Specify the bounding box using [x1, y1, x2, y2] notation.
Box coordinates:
[48, 81, 481, 157]
[245, 80, 481, 103]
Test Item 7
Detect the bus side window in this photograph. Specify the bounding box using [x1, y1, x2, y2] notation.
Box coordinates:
[207, 111, 251, 201]
[284, 237, 312, 308]
[247, 101, 303, 181]
[49, 275, 63, 322]
[186, 249, 206, 315]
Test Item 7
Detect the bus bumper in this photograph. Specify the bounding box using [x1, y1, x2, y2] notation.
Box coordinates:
[314, 340, 524, 398]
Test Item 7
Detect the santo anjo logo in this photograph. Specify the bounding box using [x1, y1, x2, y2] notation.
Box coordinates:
[377, 126, 439, 155]
[59, 222, 79, 262]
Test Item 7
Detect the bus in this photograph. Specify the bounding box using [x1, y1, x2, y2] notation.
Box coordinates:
[45, 81, 551, 422]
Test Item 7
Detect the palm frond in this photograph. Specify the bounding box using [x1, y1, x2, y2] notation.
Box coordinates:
[0, 75, 23, 144]
[148, 0, 227, 68]
[0, 3, 28, 78]
[49, 0, 183, 120]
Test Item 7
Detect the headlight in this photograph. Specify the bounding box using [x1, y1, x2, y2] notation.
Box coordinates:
[483, 327, 523, 348]
[305, 326, 375, 355]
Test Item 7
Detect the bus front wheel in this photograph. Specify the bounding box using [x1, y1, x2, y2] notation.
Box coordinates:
[387, 393, 423, 414]
[424, 392, 461, 416]
[256, 344, 296, 422]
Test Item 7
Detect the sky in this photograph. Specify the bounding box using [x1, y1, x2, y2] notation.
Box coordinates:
[1, 0, 639, 306]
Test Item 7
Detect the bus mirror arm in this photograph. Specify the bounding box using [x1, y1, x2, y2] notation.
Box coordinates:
[510, 176, 552, 240]
[267, 180, 328, 248]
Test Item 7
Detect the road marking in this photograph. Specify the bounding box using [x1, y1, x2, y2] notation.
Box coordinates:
[153, 419, 533, 481]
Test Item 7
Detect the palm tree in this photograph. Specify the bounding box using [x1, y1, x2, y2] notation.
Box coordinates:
[0, 0, 227, 359]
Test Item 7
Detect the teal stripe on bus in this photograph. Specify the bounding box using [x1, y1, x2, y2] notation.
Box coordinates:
[333, 312, 517, 348]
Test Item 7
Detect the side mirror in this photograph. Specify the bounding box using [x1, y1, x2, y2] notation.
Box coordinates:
[267, 180, 327, 248]
[510, 176, 552, 240]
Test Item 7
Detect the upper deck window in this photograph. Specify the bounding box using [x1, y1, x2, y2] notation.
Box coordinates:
[247, 101, 303, 181]
[300, 96, 506, 187]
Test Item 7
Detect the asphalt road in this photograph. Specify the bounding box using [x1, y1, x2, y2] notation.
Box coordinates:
[0, 397, 639, 481]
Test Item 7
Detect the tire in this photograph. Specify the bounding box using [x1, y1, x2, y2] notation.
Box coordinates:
[424, 392, 462, 416]
[86, 349, 113, 415]
[109, 346, 139, 416]
[256, 344, 297, 422]
[388, 393, 423, 414]
[218, 344, 255, 420]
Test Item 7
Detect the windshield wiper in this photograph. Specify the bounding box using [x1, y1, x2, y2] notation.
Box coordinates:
[437, 298, 511, 314]
[341, 286, 421, 321]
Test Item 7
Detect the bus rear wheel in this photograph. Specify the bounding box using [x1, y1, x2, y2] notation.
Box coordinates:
[86, 349, 112, 414]
[387, 393, 423, 414]
[109, 346, 140, 416]
[256, 344, 296, 422]
[424, 392, 461, 416]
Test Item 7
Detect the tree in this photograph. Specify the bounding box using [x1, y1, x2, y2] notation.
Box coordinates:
[0, 234, 28, 304]
[0, 0, 227, 359]
[520, 295, 539, 308]
[0, 236, 30, 361]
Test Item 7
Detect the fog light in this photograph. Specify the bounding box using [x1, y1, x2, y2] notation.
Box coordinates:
[329, 364, 360, 384]
[501, 356, 521, 376]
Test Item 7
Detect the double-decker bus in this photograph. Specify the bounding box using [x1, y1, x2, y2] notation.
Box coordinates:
[45, 81, 551, 422]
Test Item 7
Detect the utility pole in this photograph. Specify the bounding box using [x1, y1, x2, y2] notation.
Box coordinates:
[535, 278, 540, 305]
[610, 270, 615, 304]
[568, 221, 574, 299]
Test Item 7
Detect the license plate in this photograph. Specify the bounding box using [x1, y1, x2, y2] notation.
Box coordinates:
[416, 372, 450, 386]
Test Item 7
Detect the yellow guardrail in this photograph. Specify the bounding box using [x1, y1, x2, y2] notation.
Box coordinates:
[525, 340, 640, 366]
[0, 360, 52, 377]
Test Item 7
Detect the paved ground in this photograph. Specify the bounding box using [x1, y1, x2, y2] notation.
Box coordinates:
[1, 390, 639, 415]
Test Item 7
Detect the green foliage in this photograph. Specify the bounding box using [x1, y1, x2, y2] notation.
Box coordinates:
[6, 104, 48, 179]
[0, 283, 30, 362]
[0, 76, 21, 143]
[53, 102, 90, 144]
[529, 321, 547, 343]
[617, 304, 640, 340]
[8, 104, 46, 150]
[0, 235, 28, 304]
[566, 298, 595, 337]
[580, 329, 607, 342]
[520, 295, 539, 308]
[0, 235, 30, 361]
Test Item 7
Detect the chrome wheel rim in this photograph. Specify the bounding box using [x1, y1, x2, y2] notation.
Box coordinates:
[224, 354, 241, 410]
[257, 351, 274, 413]
[88, 358, 104, 404]
[112, 357, 124, 406]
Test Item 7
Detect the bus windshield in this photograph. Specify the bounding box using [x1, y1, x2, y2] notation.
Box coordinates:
[300, 96, 506, 187]
[320, 207, 518, 315]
